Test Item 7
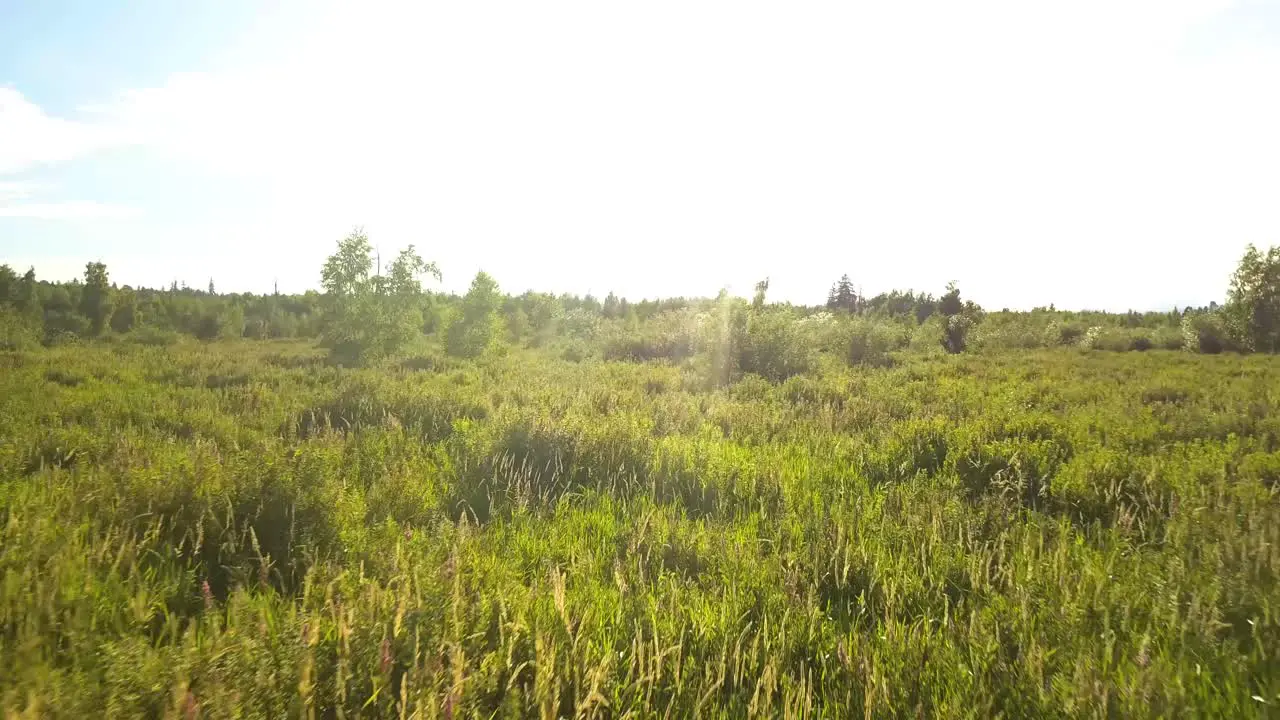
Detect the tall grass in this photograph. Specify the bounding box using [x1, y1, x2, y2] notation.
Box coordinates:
[1, 340, 1278, 717]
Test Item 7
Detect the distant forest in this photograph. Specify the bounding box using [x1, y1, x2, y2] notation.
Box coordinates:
[3, 235, 1278, 372]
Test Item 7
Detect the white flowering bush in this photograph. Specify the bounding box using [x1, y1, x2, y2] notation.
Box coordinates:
[1079, 326, 1103, 350]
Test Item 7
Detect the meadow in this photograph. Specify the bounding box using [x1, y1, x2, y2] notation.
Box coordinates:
[2, 335, 1278, 717]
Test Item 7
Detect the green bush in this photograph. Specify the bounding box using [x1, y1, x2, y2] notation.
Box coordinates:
[0, 312, 39, 351]
[559, 339, 593, 362]
[602, 313, 698, 363]
[846, 319, 902, 367]
[737, 312, 814, 381]
[1152, 326, 1184, 350]
[128, 326, 181, 347]
[1057, 322, 1087, 345]
[1181, 312, 1236, 354]
[1088, 328, 1138, 352]
[446, 272, 504, 359]
[909, 316, 947, 354]
[942, 314, 972, 353]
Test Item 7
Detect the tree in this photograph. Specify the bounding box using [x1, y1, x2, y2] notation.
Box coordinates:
[753, 278, 769, 310]
[0, 266, 39, 349]
[914, 295, 937, 325]
[319, 228, 439, 365]
[382, 245, 441, 297]
[321, 229, 375, 300]
[826, 274, 858, 312]
[0, 265, 15, 306]
[523, 292, 561, 346]
[1224, 244, 1280, 353]
[16, 268, 39, 317]
[110, 287, 139, 333]
[506, 307, 531, 343]
[602, 292, 621, 319]
[939, 281, 964, 317]
[446, 271, 503, 358]
[43, 285, 87, 341]
[942, 315, 973, 354]
[935, 283, 979, 353]
[208, 278, 216, 295]
[79, 262, 114, 335]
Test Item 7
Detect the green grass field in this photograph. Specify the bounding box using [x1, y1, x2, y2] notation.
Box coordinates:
[2, 340, 1278, 717]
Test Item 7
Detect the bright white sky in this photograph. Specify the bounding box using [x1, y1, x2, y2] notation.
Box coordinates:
[2, 0, 1279, 309]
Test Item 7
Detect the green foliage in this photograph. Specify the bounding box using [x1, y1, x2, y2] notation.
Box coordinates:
[942, 314, 973, 353]
[931, 283, 978, 354]
[446, 271, 503, 358]
[194, 303, 245, 340]
[752, 278, 769, 310]
[128, 326, 181, 346]
[736, 310, 814, 381]
[319, 229, 439, 365]
[909, 316, 948, 354]
[78, 262, 113, 336]
[601, 309, 699, 363]
[0, 265, 15, 306]
[845, 317, 904, 367]
[109, 287, 138, 333]
[1224, 244, 1280, 352]
[0, 311, 40, 350]
[826, 273, 859, 312]
[16, 267, 40, 317]
[7, 242, 1280, 714]
[1182, 312, 1238, 354]
[938, 280, 964, 317]
[520, 292, 562, 347]
[704, 291, 747, 386]
[1080, 326, 1146, 352]
[2, 342, 1279, 717]
[1152, 325, 1185, 350]
[1052, 321, 1087, 346]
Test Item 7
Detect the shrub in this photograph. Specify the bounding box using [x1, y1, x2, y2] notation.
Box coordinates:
[966, 316, 1042, 351]
[1057, 322, 1086, 345]
[320, 230, 439, 365]
[942, 315, 973, 354]
[1182, 313, 1236, 354]
[1152, 327, 1184, 350]
[602, 314, 698, 363]
[1078, 326, 1102, 350]
[446, 314, 503, 359]
[43, 310, 89, 344]
[1088, 328, 1136, 352]
[730, 373, 773, 401]
[909, 316, 947, 354]
[194, 306, 244, 341]
[128, 326, 181, 347]
[1223, 244, 1280, 353]
[400, 350, 451, 372]
[738, 312, 813, 381]
[560, 339, 593, 362]
[846, 319, 900, 367]
[44, 368, 85, 387]
[0, 312, 39, 351]
[446, 272, 503, 358]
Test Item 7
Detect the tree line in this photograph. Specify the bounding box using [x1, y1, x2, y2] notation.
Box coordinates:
[3, 232, 1277, 366]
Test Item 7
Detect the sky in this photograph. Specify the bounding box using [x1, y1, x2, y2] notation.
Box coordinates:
[1, 0, 1279, 310]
